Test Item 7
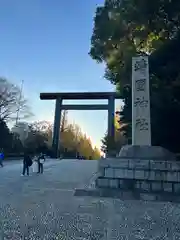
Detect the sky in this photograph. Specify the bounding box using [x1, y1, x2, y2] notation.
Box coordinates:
[0, 0, 122, 149]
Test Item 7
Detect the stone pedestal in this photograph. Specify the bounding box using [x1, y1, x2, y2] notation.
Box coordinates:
[119, 145, 176, 161]
[96, 145, 179, 195]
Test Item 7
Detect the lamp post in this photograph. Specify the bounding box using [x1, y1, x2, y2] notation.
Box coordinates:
[16, 80, 24, 125]
[12, 80, 24, 151]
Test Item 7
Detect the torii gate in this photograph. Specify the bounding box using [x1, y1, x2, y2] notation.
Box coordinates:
[40, 92, 122, 158]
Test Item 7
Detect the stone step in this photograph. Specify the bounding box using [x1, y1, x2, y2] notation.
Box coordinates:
[96, 177, 180, 194]
[74, 187, 180, 203]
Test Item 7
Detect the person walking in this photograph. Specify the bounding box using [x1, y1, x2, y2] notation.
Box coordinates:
[32, 155, 39, 173]
[22, 151, 32, 176]
[37, 153, 45, 174]
[0, 149, 4, 167]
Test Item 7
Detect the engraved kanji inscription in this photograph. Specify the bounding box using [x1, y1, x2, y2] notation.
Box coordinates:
[134, 58, 147, 72]
[135, 118, 149, 131]
[134, 96, 148, 108]
[135, 79, 146, 91]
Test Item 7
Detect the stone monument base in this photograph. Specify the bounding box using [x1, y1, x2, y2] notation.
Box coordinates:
[118, 145, 176, 161]
[96, 145, 180, 195]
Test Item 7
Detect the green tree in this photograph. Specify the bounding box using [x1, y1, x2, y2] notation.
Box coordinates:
[90, 0, 180, 153]
[11, 133, 24, 154]
[92, 146, 101, 159]
[59, 122, 101, 159]
[90, 0, 180, 88]
[101, 114, 127, 155]
[0, 119, 13, 152]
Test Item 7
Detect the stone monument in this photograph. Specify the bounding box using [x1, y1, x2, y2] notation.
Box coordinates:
[119, 56, 176, 160]
[132, 56, 151, 146]
[94, 56, 180, 200]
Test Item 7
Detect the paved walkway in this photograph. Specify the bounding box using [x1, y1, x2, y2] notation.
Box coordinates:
[0, 159, 180, 239]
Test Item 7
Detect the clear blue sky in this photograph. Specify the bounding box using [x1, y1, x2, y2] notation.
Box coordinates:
[0, 0, 121, 149]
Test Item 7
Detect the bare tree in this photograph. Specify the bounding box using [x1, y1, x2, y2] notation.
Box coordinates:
[0, 78, 32, 122]
[29, 121, 52, 134]
[60, 110, 68, 132]
[24, 121, 52, 153]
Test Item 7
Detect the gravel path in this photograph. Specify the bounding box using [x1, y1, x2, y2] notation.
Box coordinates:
[0, 159, 180, 239]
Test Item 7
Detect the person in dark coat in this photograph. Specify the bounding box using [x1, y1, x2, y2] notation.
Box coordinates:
[22, 151, 32, 176]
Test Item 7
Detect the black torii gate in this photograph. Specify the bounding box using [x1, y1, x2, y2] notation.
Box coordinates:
[40, 92, 122, 158]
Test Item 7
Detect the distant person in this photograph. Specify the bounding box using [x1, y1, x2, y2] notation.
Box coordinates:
[0, 151, 4, 167]
[22, 151, 32, 176]
[32, 155, 39, 173]
[37, 153, 45, 174]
